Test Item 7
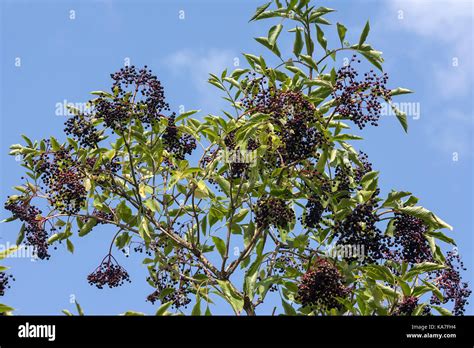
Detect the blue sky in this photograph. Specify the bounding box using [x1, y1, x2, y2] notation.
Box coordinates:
[0, 0, 472, 315]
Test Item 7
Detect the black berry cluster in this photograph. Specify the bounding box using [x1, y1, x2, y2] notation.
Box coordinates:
[0, 272, 15, 296]
[87, 254, 130, 289]
[429, 251, 471, 315]
[393, 213, 432, 264]
[64, 113, 101, 148]
[111, 65, 169, 124]
[95, 97, 131, 133]
[334, 164, 352, 198]
[393, 296, 418, 316]
[34, 148, 86, 214]
[302, 196, 324, 228]
[4, 198, 50, 260]
[91, 209, 115, 224]
[223, 130, 259, 179]
[296, 258, 349, 311]
[86, 66, 171, 133]
[334, 194, 390, 264]
[162, 114, 197, 161]
[254, 197, 295, 231]
[333, 55, 391, 129]
[354, 151, 373, 184]
[146, 271, 192, 309]
[242, 76, 325, 164]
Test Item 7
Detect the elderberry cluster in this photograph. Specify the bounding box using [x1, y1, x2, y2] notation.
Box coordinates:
[87, 254, 130, 289]
[4, 198, 50, 260]
[64, 113, 101, 148]
[334, 164, 352, 198]
[333, 55, 391, 129]
[242, 76, 325, 165]
[0, 272, 15, 296]
[146, 271, 192, 310]
[91, 209, 115, 224]
[296, 258, 349, 311]
[354, 151, 373, 184]
[162, 114, 197, 161]
[34, 147, 86, 214]
[111, 65, 170, 123]
[393, 296, 419, 316]
[301, 196, 324, 229]
[254, 197, 295, 231]
[334, 193, 390, 264]
[429, 251, 471, 316]
[223, 130, 259, 179]
[393, 213, 432, 264]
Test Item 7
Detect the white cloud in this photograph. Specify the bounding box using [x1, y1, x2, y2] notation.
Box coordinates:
[164, 49, 236, 113]
[385, 0, 473, 98]
[381, 0, 473, 156]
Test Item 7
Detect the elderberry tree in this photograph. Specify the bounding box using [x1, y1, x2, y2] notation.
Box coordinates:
[2, 0, 471, 316]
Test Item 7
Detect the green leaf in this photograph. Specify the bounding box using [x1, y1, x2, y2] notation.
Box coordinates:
[360, 50, 383, 71]
[175, 110, 199, 123]
[62, 309, 73, 316]
[255, 37, 281, 57]
[299, 54, 318, 70]
[268, 24, 283, 47]
[79, 218, 97, 237]
[403, 262, 446, 281]
[389, 102, 408, 133]
[390, 87, 413, 96]
[212, 236, 226, 259]
[315, 25, 327, 51]
[155, 301, 173, 316]
[0, 246, 18, 260]
[249, 1, 272, 22]
[382, 190, 412, 208]
[216, 280, 244, 314]
[293, 27, 304, 56]
[191, 296, 201, 316]
[214, 176, 230, 196]
[75, 300, 84, 315]
[332, 134, 363, 141]
[425, 230, 456, 245]
[397, 206, 453, 230]
[364, 264, 395, 284]
[431, 305, 452, 316]
[360, 171, 379, 187]
[90, 90, 114, 98]
[358, 20, 370, 48]
[16, 223, 26, 245]
[50, 137, 61, 151]
[336, 22, 347, 45]
[122, 311, 146, 316]
[66, 239, 74, 254]
[244, 256, 262, 299]
[282, 299, 297, 315]
[0, 303, 14, 313]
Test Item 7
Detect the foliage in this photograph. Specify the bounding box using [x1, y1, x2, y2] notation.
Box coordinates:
[2, 0, 471, 316]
